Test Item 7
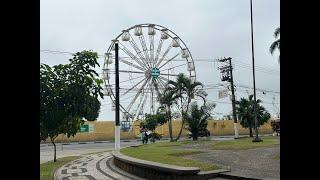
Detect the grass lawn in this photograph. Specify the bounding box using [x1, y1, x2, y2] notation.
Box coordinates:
[213, 136, 280, 150]
[40, 156, 81, 180]
[120, 141, 219, 171]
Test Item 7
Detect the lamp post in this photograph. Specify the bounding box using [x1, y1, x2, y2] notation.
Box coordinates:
[114, 40, 121, 149]
[250, 0, 262, 142]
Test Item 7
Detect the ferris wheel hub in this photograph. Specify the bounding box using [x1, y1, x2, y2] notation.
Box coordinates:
[144, 67, 160, 79]
[151, 67, 160, 79]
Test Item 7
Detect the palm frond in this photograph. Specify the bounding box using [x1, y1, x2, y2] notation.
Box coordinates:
[270, 39, 280, 55]
[274, 27, 280, 38]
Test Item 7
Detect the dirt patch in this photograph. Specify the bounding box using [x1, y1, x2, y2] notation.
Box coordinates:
[185, 146, 280, 179]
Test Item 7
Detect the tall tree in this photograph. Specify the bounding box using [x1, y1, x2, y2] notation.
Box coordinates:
[141, 113, 166, 131]
[140, 113, 166, 142]
[40, 50, 103, 162]
[270, 27, 280, 63]
[176, 76, 207, 141]
[165, 73, 207, 141]
[158, 90, 177, 142]
[236, 95, 271, 137]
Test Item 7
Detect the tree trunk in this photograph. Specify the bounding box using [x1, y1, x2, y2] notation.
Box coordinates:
[249, 127, 253, 137]
[248, 118, 253, 137]
[176, 96, 192, 141]
[175, 97, 186, 141]
[192, 132, 198, 141]
[192, 136, 198, 141]
[168, 119, 174, 142]
[167, 106, 174, 142]
[51, 137, 57, 162]
[175, 119, 184, 141]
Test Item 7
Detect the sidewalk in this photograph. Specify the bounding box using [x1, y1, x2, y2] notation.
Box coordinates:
[54, 152, 146, 180]
[40, 139, 140, 147]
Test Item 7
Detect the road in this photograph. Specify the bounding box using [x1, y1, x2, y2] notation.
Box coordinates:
[40, 140, 140, 164]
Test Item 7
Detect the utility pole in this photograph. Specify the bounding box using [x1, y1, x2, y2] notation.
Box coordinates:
[114, 40, 121, 150]
[217, 57, 239, 139]
[250, 0, 262, 142]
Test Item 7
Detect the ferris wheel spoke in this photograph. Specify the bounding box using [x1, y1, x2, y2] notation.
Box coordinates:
[154, 39, 164, 65]
[150, 79, 155, 114]
[149, 35, 155, 68]
[152, 79, 161, 105]
[160, 78, 169, 88]
[158, 53, 180, 69]
[132, 90, 147, 120]
[142, 82, 151, 114]
[159, 76, 170, 82]
[161, 63, 188, 72]
[109, 75, 145, 86]
[121, 77, 147, 96]
[156, 44, 173, 67]
[121, 58, 145, 71]
[133, 81, 151, 120]
[119, 42, 149, 70]
[126, 77, 150, 112]
[156, 78, 167, 93]
[128, 33, 151, 69]
[158, 77, 172, 94]
[113, 70, 145, 74]
[154, 78, 164, 95]
[160, 73, 180, 77]
[138, 34, 151, 68]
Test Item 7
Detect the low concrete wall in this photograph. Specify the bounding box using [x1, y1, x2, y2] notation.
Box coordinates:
[46, 120, 273, 143]
[112, 151, 229, 180]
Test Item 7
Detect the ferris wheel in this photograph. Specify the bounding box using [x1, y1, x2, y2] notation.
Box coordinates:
[102, 23, 196, 131]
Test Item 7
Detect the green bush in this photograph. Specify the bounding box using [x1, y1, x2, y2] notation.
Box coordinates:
[150, 132, 162, 142]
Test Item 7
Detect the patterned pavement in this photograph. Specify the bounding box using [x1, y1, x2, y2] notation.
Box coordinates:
[54, 152, 145, 180]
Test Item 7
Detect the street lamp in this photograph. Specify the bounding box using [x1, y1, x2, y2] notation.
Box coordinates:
[250, 0, 262, 142]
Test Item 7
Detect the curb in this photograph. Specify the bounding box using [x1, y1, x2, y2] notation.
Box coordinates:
[41, 140, 139, 147]
[218, 173, 261, 180]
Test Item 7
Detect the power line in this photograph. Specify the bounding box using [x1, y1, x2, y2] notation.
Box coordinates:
[40, 49, 279, 73]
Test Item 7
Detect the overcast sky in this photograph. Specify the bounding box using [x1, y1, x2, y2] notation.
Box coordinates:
[40, 0, 280, 121]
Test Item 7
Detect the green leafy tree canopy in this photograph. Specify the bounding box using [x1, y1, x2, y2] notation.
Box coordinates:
[40, 50, 103, 161]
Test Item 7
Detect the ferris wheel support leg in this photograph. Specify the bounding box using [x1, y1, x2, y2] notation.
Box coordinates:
[115, 125, 121, 150]
[234, 123, 239, 139]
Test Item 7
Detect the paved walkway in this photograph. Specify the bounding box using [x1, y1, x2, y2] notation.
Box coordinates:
[54, 152, 146, 180]
[41, 141, 140, 164]
[54, 151, 230, 180]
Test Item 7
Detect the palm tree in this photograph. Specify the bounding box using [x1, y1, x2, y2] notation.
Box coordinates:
[165, 73, 207, 141]
[158, 90, 177, 142]
[236, 95, 271, 137]
[176, 77, 207, 141]
[236, 98, 253, 137]
[270, 27, 280, 63]
[165, 74, 187, 141]
[185, 102, 215, 140]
